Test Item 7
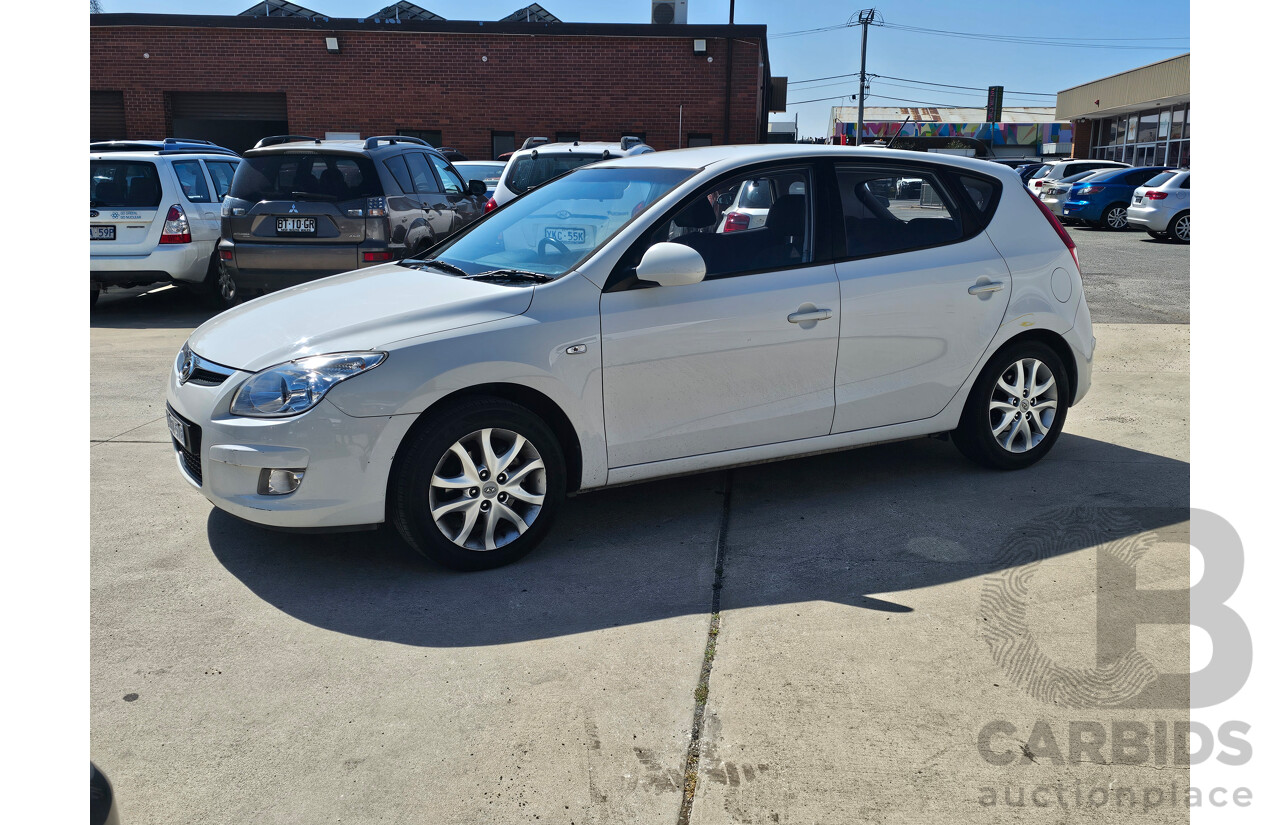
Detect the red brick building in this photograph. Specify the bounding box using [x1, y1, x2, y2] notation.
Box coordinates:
[89, 12, 774, 158]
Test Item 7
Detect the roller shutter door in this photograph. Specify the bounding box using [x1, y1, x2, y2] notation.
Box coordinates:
[90, 91, 126, 141]
[167, 92, 289, 154]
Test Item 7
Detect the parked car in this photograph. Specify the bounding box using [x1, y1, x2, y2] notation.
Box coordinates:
[1038, 169, 1110, 222]
[90, 138, 241, 307]
[437, 146, 469, 162]
[1016, 163, 1047, 185]
[487, 136, 654, 211]
[453, 160, 506, 200]
[1127, 169, 1190, 243]
[167, 145, 1092, 571]
[218, 135, 488, 294]
[1061, 166, 1173, 230]
[1027, 158, 1129, 193]
[713, 175, 807, 232]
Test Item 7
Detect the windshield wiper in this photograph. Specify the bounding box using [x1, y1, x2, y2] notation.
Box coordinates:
[402, 258, 469, 276]
[463, 269, 555, 283]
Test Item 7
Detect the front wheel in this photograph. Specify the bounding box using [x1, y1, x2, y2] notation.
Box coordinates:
[390, 396, 566, 570]
[952, 341, 1069, 470]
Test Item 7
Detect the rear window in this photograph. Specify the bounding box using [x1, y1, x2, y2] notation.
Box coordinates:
[90, 160, 161, 208]
[507, 152, 606, 195]
[230, 153, 381, 202]
[1143, 171, 1177, 188]
[1029, 165, 1053, 180]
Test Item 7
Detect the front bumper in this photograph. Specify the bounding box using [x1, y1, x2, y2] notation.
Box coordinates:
[167, 357, 416, 529]
[91, 240, 214, 286]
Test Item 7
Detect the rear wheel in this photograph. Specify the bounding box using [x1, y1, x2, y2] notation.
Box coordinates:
[952, 341, 1069, 470]
[1101, 203, 1129, 230]
[1168, 211, 1189, 244]
[390, 396, 566, 571]
[192, 255, 237, 309]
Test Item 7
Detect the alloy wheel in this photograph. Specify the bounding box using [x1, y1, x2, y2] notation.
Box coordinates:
[428, 427, 546, 551]
[1173, 214, 1190, 242]
[989, 358, 1059, 454]
[1105, 206, 1128, 230]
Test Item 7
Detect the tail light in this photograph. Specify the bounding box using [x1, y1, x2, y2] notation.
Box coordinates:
[159, 204, 191, 244]
[366, 197, 387, 217]
[1145, 190, 1168, 200]
[1075, 186, 1102, 196]
[218, 249, 233, 261]
[362, 251, 394, 263]
[1033, 179, 1044, 188]
[723, 212, 751, 232]
[1025, 188, 1079, 272]
[484, 197, 498, 214]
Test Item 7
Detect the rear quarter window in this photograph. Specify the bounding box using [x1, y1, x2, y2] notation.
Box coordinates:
[1141, 171, 1177, 188]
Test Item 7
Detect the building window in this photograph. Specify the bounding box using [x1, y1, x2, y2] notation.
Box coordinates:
[492, 130, 516, 160]
[397, 128, 443, 148]
[556, 131, 580, 143]
[687, 132, 713, 147]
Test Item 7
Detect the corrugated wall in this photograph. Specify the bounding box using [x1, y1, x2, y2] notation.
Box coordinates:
[1056, 54, 1189, 120]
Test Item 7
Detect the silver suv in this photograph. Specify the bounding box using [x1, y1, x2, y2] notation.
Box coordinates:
[90, 138, 241, 307]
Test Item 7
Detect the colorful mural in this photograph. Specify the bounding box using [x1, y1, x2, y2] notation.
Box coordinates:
[834, 121, 1073, 147]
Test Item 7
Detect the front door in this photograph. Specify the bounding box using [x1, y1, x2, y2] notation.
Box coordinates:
[600, 166, 841, 468]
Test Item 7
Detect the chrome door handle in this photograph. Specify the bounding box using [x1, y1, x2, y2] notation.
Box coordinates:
[787, 308, 833, 323]
[968, 281, 1005, 295]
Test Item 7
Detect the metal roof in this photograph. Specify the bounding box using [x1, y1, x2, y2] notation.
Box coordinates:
[370, 2, 445, 21]
[238, 1, 323, 18]
[499, 3, 561, 23]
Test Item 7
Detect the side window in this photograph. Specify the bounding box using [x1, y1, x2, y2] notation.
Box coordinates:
[640, 167, 812, 280]
[1180, 175, 1190, 190]
[1124, 169, 1157, 185]
[429, 154, 466, 195]
[957, 174, 996, 216]
[835, 165, 964, 258]
[204, 161, 237, 201]
[383, 155, 415, 194]
[404, 152, 441, 194]
[172, 160, 211, 203]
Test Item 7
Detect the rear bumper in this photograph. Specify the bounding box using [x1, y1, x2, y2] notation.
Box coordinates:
[1060, 200, 1103, 222]
[91, 240, 213, 286]
[1125, 203, 1172, 231]
[220, 239, 396, 290]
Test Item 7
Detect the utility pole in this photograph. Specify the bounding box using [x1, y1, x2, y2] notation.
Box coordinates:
[854, 8, 878, 146]
[722, 0, 736, 145]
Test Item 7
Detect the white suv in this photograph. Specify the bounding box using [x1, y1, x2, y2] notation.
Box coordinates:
[486, 136, 654, 212]
[90, 139, 241, 307]
[167, 145, 1093, 571]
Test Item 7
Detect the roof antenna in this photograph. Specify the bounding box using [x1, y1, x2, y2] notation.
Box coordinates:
[886, 114, 911, 149]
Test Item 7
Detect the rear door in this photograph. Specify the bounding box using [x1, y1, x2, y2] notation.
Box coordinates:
[428, 153, 484, 232]
[170, 159, 220, 243]
[89, 157, 164, 254]
[831, 163, 1010, 433]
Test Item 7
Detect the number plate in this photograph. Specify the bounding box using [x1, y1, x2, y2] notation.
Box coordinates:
[277, 217, 316, 234]
[166, 408, 191, 452]
[90, 225, 116, 241]
[1133, 195, 1143, 204]
[544, 226, 586, 245]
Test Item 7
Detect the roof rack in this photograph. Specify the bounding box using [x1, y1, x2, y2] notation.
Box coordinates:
[364, 135, 431, 149]
[521, 136, 550, 150]
[89, 138, 239, 157]
[253, 135, 322, 148]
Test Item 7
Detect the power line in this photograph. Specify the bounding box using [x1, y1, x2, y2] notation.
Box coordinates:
[871, 73, 1056, 97]
[879, 21, 1188, 50]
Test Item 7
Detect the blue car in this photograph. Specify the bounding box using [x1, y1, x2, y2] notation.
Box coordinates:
[1062, 166, 1173, 230]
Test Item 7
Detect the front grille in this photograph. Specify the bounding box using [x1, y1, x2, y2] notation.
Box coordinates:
[169, 407, 203, 486]
[186, 366, 229, 386]
[179, 444, 203, 485]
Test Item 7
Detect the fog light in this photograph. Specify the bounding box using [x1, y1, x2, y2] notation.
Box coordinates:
[258, 468, 305, 496]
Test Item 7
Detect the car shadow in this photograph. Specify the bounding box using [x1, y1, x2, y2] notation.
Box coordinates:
[91, 285, 225, 330]
[206, 433, 1188, 648]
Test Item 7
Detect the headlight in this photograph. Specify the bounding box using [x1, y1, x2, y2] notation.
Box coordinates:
[229, 352, 386, 418]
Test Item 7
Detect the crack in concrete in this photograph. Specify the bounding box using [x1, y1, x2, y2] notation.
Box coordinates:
[676, 470, 732, 825]
[91, 415, 167, 447]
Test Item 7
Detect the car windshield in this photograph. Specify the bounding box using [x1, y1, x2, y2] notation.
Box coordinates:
[229, 152, 381, 202]
[90, 160, 161, 208]
[506, 152, 610, 195]
[418, 166, 694, 278]
[1143, 171, 1178, 188]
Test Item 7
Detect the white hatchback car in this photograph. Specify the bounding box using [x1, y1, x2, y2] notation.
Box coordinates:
[167, 145, 1093, 570]
[91, 139, 241, 307]
[1127, 169, 1190, 243]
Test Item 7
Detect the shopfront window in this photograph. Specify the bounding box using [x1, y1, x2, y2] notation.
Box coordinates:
[1137, 111, 1159, 143]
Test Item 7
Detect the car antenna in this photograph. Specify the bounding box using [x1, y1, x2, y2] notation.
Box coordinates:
[886, 114, 911, 150]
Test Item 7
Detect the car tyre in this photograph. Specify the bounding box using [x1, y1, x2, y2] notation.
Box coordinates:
[91, 285, 100, 308]
[952, 340, 1069, 471]
[1167, 211, 1189, 244]
[1101, 203, 1129, 230]
[391, 396, 567, 571]
[193, 254, 238, 309]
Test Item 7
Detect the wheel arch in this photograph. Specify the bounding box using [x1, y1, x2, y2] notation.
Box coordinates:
[390, 382, 585, 495]
[982, 328, 1078, 406]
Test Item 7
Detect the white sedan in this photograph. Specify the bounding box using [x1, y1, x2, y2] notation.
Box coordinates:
[167, 145, 1094, 570]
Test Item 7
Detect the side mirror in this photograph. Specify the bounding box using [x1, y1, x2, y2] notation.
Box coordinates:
[716, 192, 734, 208]
[468, 179, 487, 196]
[636, 242, 706, 287]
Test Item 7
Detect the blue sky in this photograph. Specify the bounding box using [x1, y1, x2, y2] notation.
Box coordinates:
[97, 0, 1191, 138]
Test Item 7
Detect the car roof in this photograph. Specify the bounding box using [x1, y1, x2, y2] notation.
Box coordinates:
[510, 140, 653, 159]
[245, 138, 444, 157]
[89, 150, 239, 161]
[594, 144, 1019, 178]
